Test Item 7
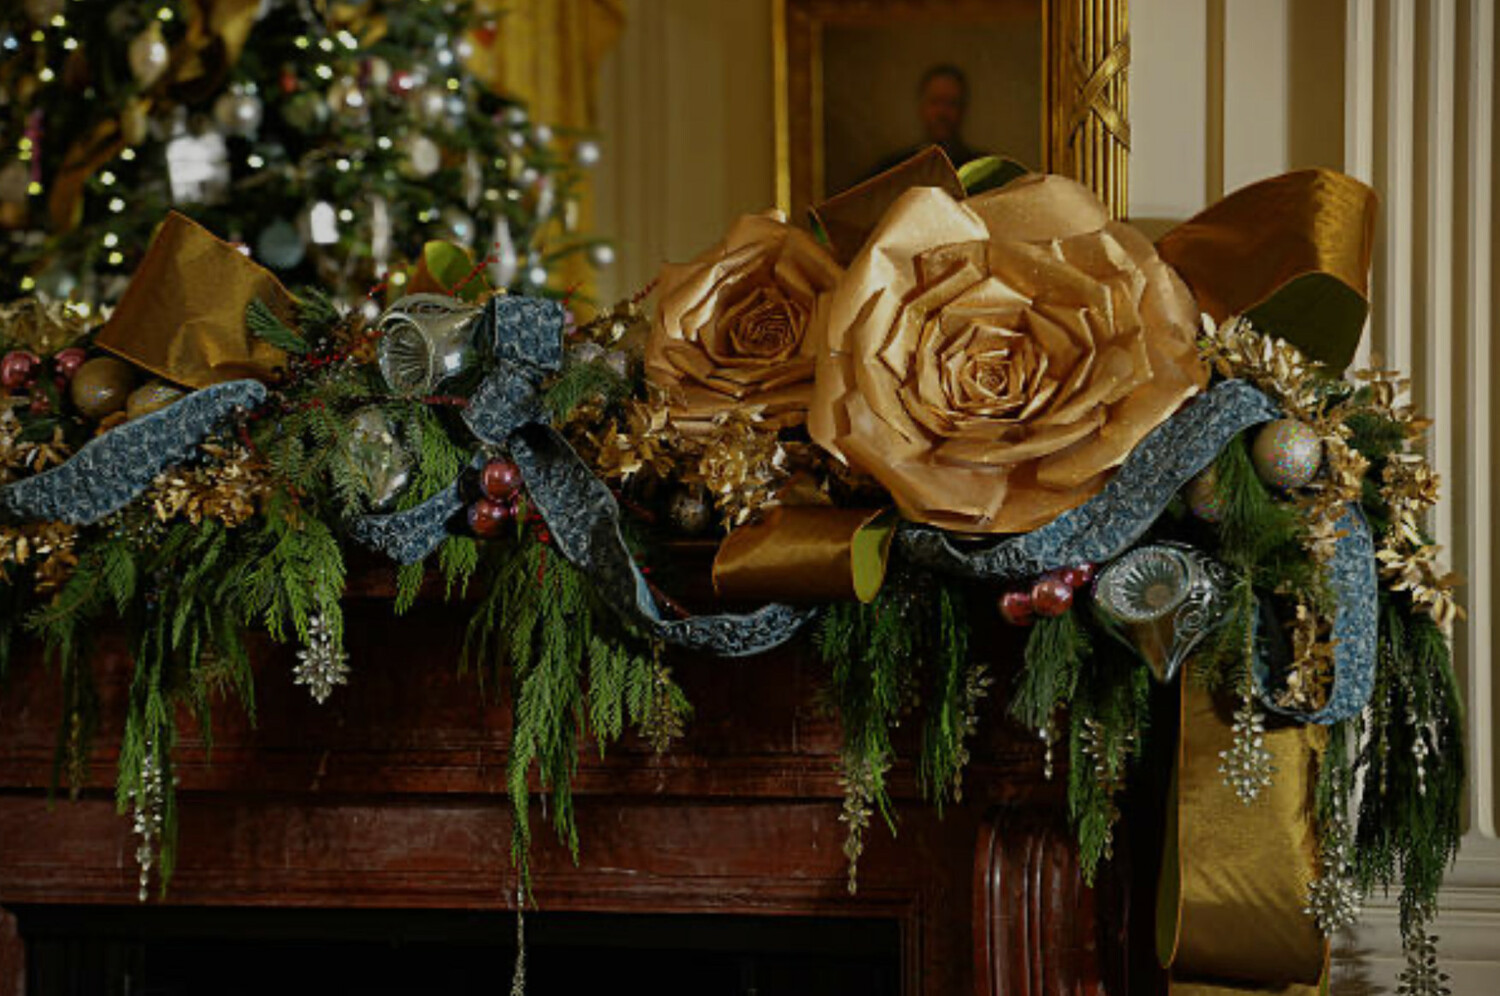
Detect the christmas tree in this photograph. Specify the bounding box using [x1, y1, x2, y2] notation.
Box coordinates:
[0, 0, 605, 311]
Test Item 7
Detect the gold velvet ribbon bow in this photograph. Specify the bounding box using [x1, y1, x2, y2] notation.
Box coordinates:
[712, 507, 895, 605]
[48, 0, 263, 233]
[1158, 685, 1330, 995]
[95, 212, 294, 388]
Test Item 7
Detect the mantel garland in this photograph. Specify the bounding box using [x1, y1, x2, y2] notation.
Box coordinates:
[0, 148, 1465, 995]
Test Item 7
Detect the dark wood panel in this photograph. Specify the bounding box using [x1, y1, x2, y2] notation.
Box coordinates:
[0, 594, 1125, 996]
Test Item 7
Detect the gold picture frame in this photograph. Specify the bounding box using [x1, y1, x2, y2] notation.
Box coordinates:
[774, 0, 1129, 221]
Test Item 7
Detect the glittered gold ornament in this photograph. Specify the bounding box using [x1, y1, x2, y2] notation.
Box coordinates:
[126, 380, 185, 420]
[69, 357, 135, 420]
[1251, 419, 1323, 490]
[128, 23, 170, 88]
[1183, 466, 1226, 522]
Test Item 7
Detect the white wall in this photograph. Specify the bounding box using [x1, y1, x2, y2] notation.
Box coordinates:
[595, 1, 1500, 989]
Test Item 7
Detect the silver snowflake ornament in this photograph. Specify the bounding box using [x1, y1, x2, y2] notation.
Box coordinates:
[1218, 693, 1275, 804]
[294, 612, 350, 704]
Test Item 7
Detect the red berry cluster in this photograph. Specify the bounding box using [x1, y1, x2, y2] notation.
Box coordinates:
[467, 458, 524, 537]
[3, 347, 86, 413]
[997, 562, 1096, 627]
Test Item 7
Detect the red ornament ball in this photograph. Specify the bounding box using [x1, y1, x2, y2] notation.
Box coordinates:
[998, 590, 1034, 627]
[467, 498, 513, 537]
[53, 347, 87, 381]
[1030, 576, 1075, 618]
[1060, 562, 1097, 590]
[480, 459, 523, 501]
[1, 351, 40, 391]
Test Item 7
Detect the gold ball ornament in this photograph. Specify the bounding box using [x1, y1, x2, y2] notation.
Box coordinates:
[125, 380, 185, 420]
[1251, 418, 1324, 490]
[1183, 466, 1227, 523]
[69, 357, 136, 420]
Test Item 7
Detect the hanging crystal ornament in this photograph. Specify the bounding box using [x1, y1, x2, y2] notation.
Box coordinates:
[1219, 681, 1275, 804]
[130, 740, 165, 902]
[1397, 919, 1452, 996]
[1304, 816, 1362, 935]
[463, 150, 483, 209]
[294, 613, 349, 704]
[1039, 721, 1056, 781]
[165, 126, 231, 205]
[340, 407, 413, 510]
[375, 294, 482, 393]
[1092, 544, 1232, 683]
[369, 195, 391, 267]
[488, 216, 518, 287]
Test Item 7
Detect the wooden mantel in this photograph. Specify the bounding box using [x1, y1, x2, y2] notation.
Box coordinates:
[0, 591, 1142, 994]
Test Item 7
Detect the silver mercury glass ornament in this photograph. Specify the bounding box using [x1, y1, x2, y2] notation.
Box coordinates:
[1092, 543, 1232, 684]
[376, 294, 483, 394]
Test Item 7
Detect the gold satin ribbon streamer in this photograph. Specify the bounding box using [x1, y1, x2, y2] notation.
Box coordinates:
[95, 212, 294, 388]
[712, 507, 895, 605]
[48, 0, 262, 232]
[1159, 683, 1329, 995]
[810, 146, 966, 266]
[1156, 169, 1378, 372]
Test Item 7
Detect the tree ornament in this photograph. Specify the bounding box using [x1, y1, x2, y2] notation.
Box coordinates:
[164, 128, 231, 205]
[127, 23, 170, 87]
[667, 487, 712, 535]
[439, 207, 476, 245]
[1251, 418, 1323, 490]
[998, 589, 1034, 627]
[364, 56, 392, 89]
[575, 139, 602, 168]
[327, 76, 370, 124]
[468, 497, 512, 537]
[299, 200, 340, 246]
[413, 84, 448, 124]
[1397, 922, 1452, 996]
[340, 407, 413, 510]
[212, 85, 263, 137]
[293, 613, 350, 705]
[256, 218, 306, 269]
[69, 356, 135, 419]
[1, 351, 40, 391]
[1030, 575, 1074, 617]
[375, 294, 481, 393]
[1184, 465, 1227, 522]
[403, 134, 442, 178]
[480, 459, 523, 502]
[488, 216, 518, 287]
[1218, 683, 1275, 804]
[282, 91, 330, 131]
[52, 347, 86, 380]
[125, 380, 185, 420]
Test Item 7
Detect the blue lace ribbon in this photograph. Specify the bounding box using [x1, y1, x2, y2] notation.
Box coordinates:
[0, 379, 266, 524]
[346, 297, 816, 657]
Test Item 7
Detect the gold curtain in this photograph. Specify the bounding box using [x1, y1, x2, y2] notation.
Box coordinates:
[467, 0, 625, 305]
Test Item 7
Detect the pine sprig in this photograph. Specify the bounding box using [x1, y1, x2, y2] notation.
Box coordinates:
[246, 299, 310, 355]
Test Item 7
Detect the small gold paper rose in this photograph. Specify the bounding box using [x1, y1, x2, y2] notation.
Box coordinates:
[646, 211, 843, 431]
[809, 174, 1209, 533]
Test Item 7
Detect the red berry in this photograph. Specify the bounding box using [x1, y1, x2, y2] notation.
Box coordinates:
[480, 459, 523, 501]
[467, 498, 512, 537]
[1030, 577, 1074, 618]
[1060, 562, 1096, 590]
[53, 347, 87, 380]
[998, 590, 1034, 627]
[1, 351, 39, 391]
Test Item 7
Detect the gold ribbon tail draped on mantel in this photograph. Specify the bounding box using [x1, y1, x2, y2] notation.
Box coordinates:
[1158, 684, 1330, 995]
[1156, 169, 1378, 372]
[712, 507, 896, 605]
[95, 212, 295, 389]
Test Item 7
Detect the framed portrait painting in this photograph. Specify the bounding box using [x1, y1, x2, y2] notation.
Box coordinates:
[774, 0, 1129, 223]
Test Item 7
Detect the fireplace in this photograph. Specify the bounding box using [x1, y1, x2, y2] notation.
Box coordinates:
[0, 594, 1138, 995]
[12, 906, 901, 995]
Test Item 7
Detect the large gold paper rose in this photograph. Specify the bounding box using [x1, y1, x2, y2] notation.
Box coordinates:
[809, 174, 1209, 533]
[647, 211, 843, 431]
